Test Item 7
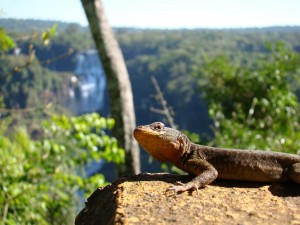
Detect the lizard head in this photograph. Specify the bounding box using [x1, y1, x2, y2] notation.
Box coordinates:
[133, 122, 190, 163]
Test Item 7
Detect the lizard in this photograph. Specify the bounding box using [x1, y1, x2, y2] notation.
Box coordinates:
[133, 122, 300, 193]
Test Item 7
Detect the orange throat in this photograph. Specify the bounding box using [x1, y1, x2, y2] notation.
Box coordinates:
[134, 128, 183, 163]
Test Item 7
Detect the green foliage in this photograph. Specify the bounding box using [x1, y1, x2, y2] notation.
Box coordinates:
[42, 23, 57, 46]
[0, 23, 74, 120]
[0, 23, 124, 224]
[0, 113, 124, 224]
[198, 43, 300, 153]
[183, 130, 201, 144]
[0, 54, 71, 119]
[117, 27, 300, 134]
[2, 19, 300, 135]
[0, 27, 15, 55]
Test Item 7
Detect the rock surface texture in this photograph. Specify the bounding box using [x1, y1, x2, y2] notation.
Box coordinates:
[76, 173, 300, 225]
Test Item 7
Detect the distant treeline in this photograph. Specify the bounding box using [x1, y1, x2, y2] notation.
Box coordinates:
[1, 18, 300, 135]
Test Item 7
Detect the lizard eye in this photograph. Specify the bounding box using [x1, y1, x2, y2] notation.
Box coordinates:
[152, 122, 165, 131]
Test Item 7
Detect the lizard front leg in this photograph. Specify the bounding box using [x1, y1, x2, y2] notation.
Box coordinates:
[167, 158, 218, 194]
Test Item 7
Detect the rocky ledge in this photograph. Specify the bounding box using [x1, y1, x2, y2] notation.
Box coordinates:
[76, 173, 300, 225]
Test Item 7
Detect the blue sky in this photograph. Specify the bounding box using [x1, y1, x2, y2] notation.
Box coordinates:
[1, 0, 300, 28]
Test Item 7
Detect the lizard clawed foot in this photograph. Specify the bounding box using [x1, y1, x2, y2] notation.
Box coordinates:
[165, 181, 200, 196]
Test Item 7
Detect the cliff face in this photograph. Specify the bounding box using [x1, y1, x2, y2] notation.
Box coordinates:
[76, 173, 300, 225]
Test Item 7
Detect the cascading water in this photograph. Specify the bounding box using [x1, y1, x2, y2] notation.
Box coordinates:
[67, 50, 106, 115]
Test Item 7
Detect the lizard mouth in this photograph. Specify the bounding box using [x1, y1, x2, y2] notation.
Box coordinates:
[133, 126, 146, 139]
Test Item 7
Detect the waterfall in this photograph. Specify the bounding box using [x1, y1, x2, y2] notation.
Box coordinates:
[67, 50, 107, 115]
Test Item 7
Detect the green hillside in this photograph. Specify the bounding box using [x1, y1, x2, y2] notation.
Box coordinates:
[1, 19, 300, 136]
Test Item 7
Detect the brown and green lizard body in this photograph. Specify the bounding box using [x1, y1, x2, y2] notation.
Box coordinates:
[133, 122, 300, 193]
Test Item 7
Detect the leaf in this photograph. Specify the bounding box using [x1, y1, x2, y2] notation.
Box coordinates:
[41, 23, 57, 46]
[0, 28, 15, 53]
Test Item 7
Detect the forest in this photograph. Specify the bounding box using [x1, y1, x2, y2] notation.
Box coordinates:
[1, 19, 300, 134]
[1, 18, 300, 224]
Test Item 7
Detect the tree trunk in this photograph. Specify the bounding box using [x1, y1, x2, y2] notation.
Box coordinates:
[81, 0, 140, 175]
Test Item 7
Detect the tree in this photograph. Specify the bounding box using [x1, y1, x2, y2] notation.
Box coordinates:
[81, 0, 140, 175]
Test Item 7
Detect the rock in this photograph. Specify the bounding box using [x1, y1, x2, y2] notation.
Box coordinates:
[76, 173, 300, 225]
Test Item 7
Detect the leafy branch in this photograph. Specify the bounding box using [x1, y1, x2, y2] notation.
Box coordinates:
[1, 24, 74, 81]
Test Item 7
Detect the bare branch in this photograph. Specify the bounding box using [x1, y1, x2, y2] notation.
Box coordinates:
[149, 107, 166, 115]
[150, 76, 176, 129]
[0, 103, 53, 114]
[1, 49, 74, 81]
[1, 30, 74, 81]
